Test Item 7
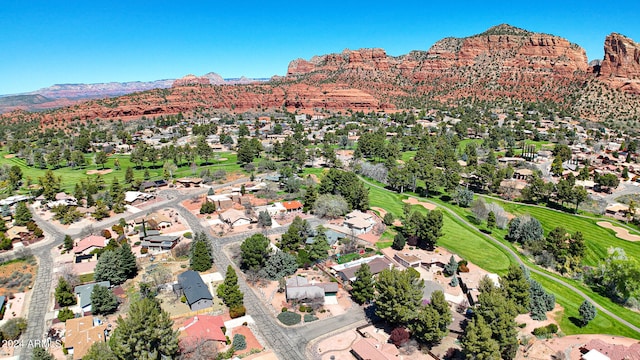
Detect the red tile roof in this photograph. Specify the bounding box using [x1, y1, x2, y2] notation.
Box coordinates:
[180, 315, 226, 343]
[282, 200, 303, 210]
[72, 235, 107, 254]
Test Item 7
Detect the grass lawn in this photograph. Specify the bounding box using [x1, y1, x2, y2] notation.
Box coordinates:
[533, 274, 640, 338]
[481, 197, 640, 267]
[0, 151, 246, 192]
[401, 151, 416, 162]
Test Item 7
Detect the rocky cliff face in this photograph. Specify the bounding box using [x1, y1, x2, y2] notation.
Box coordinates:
[3, 24, 640, 124]
[598, 33, 640, 94]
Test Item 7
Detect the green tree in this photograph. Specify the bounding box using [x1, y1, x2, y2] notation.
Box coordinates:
[573, 185, 588, 213]
[303, 185, 317, 212]
[55, 277, 76, 306]
[279, 216, 310, 252]
[487, 211, 496, 229]
[8, 165, 22, 190]
[63, 235, 74, 251]
[257, 210, 272, 227]
[307, 232, 330, 262]
[391, 232, 406, 251]
[57, 307, 75, 322]
[318, 168, 369, 211]
[579, 299, 597, 326]
[409, 305, 445, 346]
[91, 284, 119, 315]
[117, 242, 137, 279]
[240, 233, 271, 271]
[258, 251, 298, 280]
[350, 263, 375, 304]
[500, 264, 530, 314]
[95, 250, 127, 285]
[95, 151, 108, 169]
[39, 170, 61, 201]
[476, 277, 519, 360]
[375, 268, 424, 325]
[199, 200, 216, 214]
[217, 266, 244, 308]
[13, 202, 32, 226]
[31, 346, 54, 360]
[84, 342, 117, 360]
[383, 212, 395, 226]
[92, 199, 110, 220]
[190, 239, 213, 272]
[430, 290, 452, 333]
[529, 279, 555, 320]
[109, 298, 179, 359]
[461, 316, 500, 360]
[124, 166, 134, 185]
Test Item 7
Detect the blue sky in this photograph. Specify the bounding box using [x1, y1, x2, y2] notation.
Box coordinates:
[1, 1, 639, 95]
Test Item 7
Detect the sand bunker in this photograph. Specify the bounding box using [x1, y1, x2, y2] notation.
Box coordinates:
[403, 197, 437, 211]
[597, 221, 640, 242]
[86, 169, 114, 175]
[3, 154, 15, 159]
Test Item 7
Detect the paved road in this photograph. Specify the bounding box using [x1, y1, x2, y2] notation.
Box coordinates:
[174, 203, 365, 360]
[17, 175, 364, 359]
[359, 176, 640, 335]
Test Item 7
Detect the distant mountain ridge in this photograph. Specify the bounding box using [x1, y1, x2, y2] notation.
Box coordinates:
[2, 24, 640, 122]
[0, 73, 268, 113]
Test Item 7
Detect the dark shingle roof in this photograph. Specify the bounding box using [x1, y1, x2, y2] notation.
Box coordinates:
[177, 270, 212, 306]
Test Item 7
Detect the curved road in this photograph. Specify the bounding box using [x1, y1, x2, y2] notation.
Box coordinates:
[360, 177, 640, 335]
[17, 177, 366, 359]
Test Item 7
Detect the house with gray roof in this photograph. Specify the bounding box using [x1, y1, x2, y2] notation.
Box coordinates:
[176, 271, 213, 311]
[74, 281, 110, 314]
[140, 235, 180, 253]
[285, 276, 338, 303]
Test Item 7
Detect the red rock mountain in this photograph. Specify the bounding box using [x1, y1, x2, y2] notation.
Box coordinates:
[3, 24, 640, 124]
[597, 33, 640, 94]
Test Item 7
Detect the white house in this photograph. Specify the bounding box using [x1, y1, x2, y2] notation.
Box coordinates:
[343, 210, 375, 235]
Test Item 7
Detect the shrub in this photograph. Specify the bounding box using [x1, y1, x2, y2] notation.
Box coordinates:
[532, 323, 559, 337]
[281, 307, 288, 313]
[389, 327, 410, 346]
[1, 317, 27, 340]
[303, 314, 318, 322]
[183, 232, 192, 239]
[232, 334, 247, 351]
[57, 308, 75, 322]
[277, 311, 301, 326]
[180, 295, 187, 303]
[230, 305, 246, 319]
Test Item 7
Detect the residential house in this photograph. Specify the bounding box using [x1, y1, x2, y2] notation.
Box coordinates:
[176, 178, 203, 187]
[282, 200, 303, 213]
[219, 208, 253, 227]
[72, 235, 108, 262]
[64, 316, 108, 360]
[206, 194, 234, 211]
[0, 195, 31, 207]
[254, 202, 286, 217]
[176, 270, 213, 311]
[6, 226, 29, 244]
[124, 191, 155, 205]
[285, 276, 338, 304]
[147, 212, 173, 229]
[605, 203, 629, 219]
[579, 339, 640, 360]
[332, 255, 392, 283]
[343, 210, 375, 235]
[393, 253, 421, 268]
[305, 229, 345, 247]
[74, 281, 111, 314]
[350, 337, 399, 360]
[179, 315, 227, 353]
[140, 235, 180, 253]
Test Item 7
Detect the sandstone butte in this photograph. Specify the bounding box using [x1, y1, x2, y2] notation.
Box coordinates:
[3, 24, 640, 125]
[597, 33, 640, 94]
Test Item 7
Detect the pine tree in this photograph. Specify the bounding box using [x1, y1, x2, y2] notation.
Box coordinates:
[461, 316, 501, 360]
[14, 202, 32, 226]
[109, 298, 179, 359]
[487, 211, 496, 229]
[63, 235, 74, 251]
[95, 250, 127, 285]
[32, 346, 54, 360]
[430, 290, 452, 333]
[91, 285, 119, 315]
[240, 233, 270, 271]
[500, 264, 530, 314]
[84, 342, 117, 360]
[391, 232, 406, 250]
[579, 300, 597, 326]
[55, 277, 76, 306]
[529, 279, 555, 320]
[217, 266, 243, 308]
[409, 305, 444, 346]
[307, 233, 330, 262]
[190, 239, 213, 272]
[351, 263, 375, 304]
[117, 242, 137, 278]
[444, 255, 458, 277]
[375, 268, 424, 325]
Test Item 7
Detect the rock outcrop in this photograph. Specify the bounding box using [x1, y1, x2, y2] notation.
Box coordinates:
[598, 33, 640, 94]
[3, 24, 640, 124]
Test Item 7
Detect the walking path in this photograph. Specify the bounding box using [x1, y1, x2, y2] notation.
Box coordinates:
[359, 176, 640, 335]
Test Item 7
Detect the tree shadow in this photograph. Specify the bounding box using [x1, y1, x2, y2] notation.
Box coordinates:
[364, 304, 382, 323]
[568, 316, 584, 327]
